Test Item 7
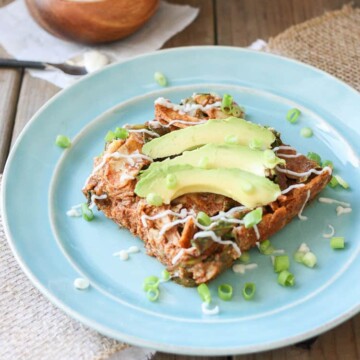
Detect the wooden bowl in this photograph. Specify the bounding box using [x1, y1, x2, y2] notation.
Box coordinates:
[25, 0, 160, 44]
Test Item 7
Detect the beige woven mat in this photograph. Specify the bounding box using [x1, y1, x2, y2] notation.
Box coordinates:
[1, 6, 360, 360]
[266, 4, 360, 91]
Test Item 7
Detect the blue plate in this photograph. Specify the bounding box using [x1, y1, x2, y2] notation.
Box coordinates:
[2, 47, 360, 356]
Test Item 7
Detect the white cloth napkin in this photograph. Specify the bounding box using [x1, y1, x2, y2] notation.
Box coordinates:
[0, 0, 199, 88]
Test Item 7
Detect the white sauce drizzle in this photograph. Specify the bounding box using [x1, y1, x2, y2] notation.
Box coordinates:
[232, 263, 258, 274]
[127, 129, 160, 137]
[194, 231, 241, 256]
[120, 173, 135, 182]
[273, 145, 303, 158]
[113, 246, 140, 261]
[298, 190, 311, 221]
[171, 249, 185, 265]
[89, 194, 107, 209]
[201, 302, 220, 316]
[83, 152, 152, 188]
[127, 246, 140, 254]
[281, 184, 305, 195]
[277, 153, 303, 158]
[276, 166, 332, 178]
[155, 97, 222, 115]
[336, 206, 352, 216]
[159, 216, 193, 236]
[74, 278, 90, 290]
[273, 249, 286, 254]
[298, 243, 311, 253]
[318, 197, 351, 207]
[66, 204, 82, 217]
[323, 225, 335, 239]
[150, 119, 207, 128]
[253, 224, 260, 240]
[141, 209, 188, 228]
[272, 145, 296, 152]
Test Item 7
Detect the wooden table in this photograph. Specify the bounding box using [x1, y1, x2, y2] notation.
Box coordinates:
[1, 0, 359, 359]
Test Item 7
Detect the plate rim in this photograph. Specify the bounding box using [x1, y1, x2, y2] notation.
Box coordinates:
[2, 46, 360, 356]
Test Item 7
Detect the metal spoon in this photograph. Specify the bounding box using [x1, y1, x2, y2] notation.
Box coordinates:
[0, 58, 88, 75]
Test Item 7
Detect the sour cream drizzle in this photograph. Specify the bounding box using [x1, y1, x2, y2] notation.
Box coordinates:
[336, 206, 352, 216]
[141, 209, 189, 227]
[318, 197, 351, 207]
[276, 166, 332, 178]
[273, 145, 303, 158]
[253, 224, 260, 240]
[323, 224, 335, 238]
[201, 302, 220, 316]
[298, 190, 311, 221]
[194, 231, 241, 256]
[232, 263, 258, 274]
[126, 129, 160, 137]
[89, 194, 107, 209]
[281, 183, 305, 194]
[149, 119, 207, 128]
[155, 97, 222, 115]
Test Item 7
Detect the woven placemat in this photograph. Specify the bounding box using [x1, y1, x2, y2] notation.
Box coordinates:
[266, 4, 360, 91]
[0, 176, 154, 360]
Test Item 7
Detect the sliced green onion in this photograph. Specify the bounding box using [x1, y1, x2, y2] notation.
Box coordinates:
[259, 239, 274, 255]
[146, 288, 160, 302]
[166, 174, 177, 189]
[218, 283, 233, 301]
[143, 275, 160, 291]
[242, 282, 256, 300]
[114, 127, 129, 140]
[198, 156, 209, 169]
[161, 270, 170, 281]
[154, 71, 168, 87]
[197, 211, 211, 226]
[55, 135, 71, 148]
[334, 175, 349, 189]
[221, 94, 233, 113]
[81, 203, 94, 221]
[197, 283, 211, 304]
[286, 108, 301, 123]
[294, 251, 305, 263]
[328, 176, 339, 188]
[224, 134, 239, 144]
[330, 237, 345, 249]
[322, 160, 334, 169]
[104, 130, 116, 142]
[302, 252, 317, 268]
[231, 104, 244, 117]
[273, 255, 290, 273]
[307, 152, 321, 165]
[278, 270, 295, 287]
[300, 127, 313, 138]
[243, 208, 263, 228]
[239, 251, 250, 263]
[146, 193, 163, 206]
[248, 138, 263, 150]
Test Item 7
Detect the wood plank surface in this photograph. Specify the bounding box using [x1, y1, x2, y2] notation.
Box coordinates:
[0, 0, 359, 359]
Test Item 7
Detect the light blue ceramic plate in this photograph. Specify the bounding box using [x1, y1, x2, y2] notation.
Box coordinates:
[2, 47, 360, 356]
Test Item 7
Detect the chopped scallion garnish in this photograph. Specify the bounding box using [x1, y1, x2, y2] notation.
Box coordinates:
[293, 251, 305, 263]
[146, 288, 160, 301]
[55, 135, 71, 148]
[286, 108, 301, 123]
[161, 270, 170, 281]
[322, 160, 334, 170]
[334, 175, 349, 189]
[218, 284, 233, 301]
[104, 130, 116, 142]
[300, 127, 313, 138]
[259, 239, 275, 255]
[328, 176, 339, 188]
[154, 72, 168, 87]
[302, 252, 317, 268]
[114, 127, 129, 140]
[221, 94, 233, 113]
[273, 255, 290, 273]
[239, 251, 250, 263]
[81, 203, 94, 221]
[307, 152, 321, 165]
[197, 283, 211, 304]
[330, 237, 345, 249]
[242, 282, 256, 300]
[278, 270, 295, 287]
[143, 275, 160, 291]
[231, 104, 243, 117]
[197, 211, 211, 226]
[146, 193, 163, 206]
[243, 208, 263, 228]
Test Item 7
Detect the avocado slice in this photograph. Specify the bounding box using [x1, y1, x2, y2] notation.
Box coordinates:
[135, 165, 281, 209]
[141, 144, 285, 178]
[142, 117, 275, 159]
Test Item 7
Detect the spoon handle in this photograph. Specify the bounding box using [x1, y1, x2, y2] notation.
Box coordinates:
[0, 58, 46, 70]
